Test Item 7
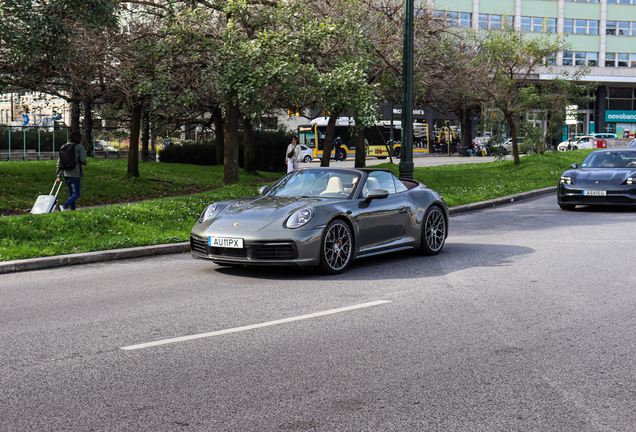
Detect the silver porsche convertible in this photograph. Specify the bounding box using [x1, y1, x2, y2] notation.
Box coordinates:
[190, 167, 448, 274]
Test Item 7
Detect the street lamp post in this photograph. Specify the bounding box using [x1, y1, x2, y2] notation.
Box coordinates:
[399, 0, 414, 180]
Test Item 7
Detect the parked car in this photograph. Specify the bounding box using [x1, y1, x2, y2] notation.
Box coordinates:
[190, 167, 449, 274]
[557, 135, 596, 151]
[591, 133, 618, 139]
[628, 139, 636, 148]
[94, 140, 118, 152]
[299, 145, 314, 163]
[557, 149, 636, 210]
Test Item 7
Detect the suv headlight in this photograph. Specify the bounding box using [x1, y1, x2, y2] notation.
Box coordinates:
[560, 176, 573, 185]
[199, 203, 218, 223]
[286, 207, 314, 229]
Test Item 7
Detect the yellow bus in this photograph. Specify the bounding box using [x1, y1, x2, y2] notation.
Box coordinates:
[298, 117, 429, 160]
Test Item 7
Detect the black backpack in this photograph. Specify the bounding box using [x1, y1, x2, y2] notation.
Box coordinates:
[59, 142, 79, 170]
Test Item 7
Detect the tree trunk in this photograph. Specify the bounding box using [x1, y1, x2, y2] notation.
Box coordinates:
[243, 117, 256, 173]
[213, 107, 224, 165]
[224, 98, 240, 185]
[505, 111, 521, 165]
[127, 102, 142, 178]
[320, 115, 337, 167]
[71, 96, 81, 135]
[354, 124, 366, 168]
[460, 108, 472, 153]
[82, 100, 93, 155]
[141, 107, 150, 162]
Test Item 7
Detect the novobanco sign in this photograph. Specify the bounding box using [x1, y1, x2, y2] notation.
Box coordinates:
[606, 110, 636, 122]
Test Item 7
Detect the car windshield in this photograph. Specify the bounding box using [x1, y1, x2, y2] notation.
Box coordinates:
[581, 151, 636, 168]
[266, 169, 362, 199]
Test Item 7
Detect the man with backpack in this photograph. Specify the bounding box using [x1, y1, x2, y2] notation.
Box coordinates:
[56, 131, 87, 211]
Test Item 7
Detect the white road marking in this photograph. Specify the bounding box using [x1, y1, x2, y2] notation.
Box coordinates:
[121, 300, 392, 351]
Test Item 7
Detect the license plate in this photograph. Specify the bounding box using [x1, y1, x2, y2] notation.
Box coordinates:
[582, 190, 606, 196]
[208, 237, 244, 248]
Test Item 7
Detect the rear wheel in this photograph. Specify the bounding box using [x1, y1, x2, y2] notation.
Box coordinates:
[393, 147, 401, 158]
[303, 155, 312, 163]
[419, 205, 446, 255]
[559, 203, 576, 210]
[319, 219, 353, 274]
[335, 148, 346, 161]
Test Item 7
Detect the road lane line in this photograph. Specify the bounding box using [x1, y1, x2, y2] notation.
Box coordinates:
[121, 300, 392, 351]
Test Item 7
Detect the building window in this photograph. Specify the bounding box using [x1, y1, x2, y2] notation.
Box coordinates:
[563, 51, 598, 66]
[607, 21, 616, 35]
[460, 13, 472, 28]
[545, 52, 557, 65]
[632, 53, 636, 67]
[521, 16, 531, 31]
[589, 20, 599, 35]
[434, 11, 472, 28]
[564, 19, 574, 34]
[490, 14, 502, 30]
[521, 16, 556, 33]
[606, 53, 616, 67]
[606, 53, 633, 67]
[607, 87, 634, 111]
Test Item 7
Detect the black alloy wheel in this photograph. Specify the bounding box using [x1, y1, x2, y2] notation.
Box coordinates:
[419, 205, 446, 255]
[303, 155, 312, 163]
[319, 219, 353, 274]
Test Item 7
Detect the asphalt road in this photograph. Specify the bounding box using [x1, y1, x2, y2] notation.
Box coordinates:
[2, 195, 635, 431]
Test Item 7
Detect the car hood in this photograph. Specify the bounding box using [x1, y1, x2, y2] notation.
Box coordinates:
[568, 168, 636, 185]
[204, 196, 329, 232]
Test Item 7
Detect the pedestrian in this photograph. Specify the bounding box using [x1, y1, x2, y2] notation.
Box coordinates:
[56, 131, 87, 211]
[286, 136, 301, 173]
[333, 136, 343, 161]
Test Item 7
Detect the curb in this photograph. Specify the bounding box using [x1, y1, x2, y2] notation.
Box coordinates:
[449, 186, 556, 214]
[0, 187, 556, 275]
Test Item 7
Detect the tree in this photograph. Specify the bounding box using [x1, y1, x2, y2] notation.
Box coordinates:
[472, 23, 588, 164]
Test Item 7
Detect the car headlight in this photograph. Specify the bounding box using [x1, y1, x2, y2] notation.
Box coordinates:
[560, 176, 573, 185]
[626, 177, 633, 185]
[199, 203, 218, 223]
[286, 207, 315, 229]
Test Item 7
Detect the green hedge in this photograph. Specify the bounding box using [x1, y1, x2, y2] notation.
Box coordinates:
[0, 127, 70, 151]
[158, 129, 293, 172]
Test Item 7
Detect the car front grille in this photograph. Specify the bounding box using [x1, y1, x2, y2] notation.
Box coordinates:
[252, 243, 297, 260]
[190, 235, 298, 260]
[190, 235, 208, 255]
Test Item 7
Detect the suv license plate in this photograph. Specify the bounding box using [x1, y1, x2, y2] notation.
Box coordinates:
[208, 237, 244, 248]
[583, 190, 606, 196]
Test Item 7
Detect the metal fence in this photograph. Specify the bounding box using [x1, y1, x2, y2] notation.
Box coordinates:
[0, 125, 132, 161]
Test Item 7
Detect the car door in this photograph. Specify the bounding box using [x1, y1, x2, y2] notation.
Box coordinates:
[356, 171, 408, 251]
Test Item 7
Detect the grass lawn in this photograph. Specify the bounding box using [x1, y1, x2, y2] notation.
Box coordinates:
[0, 150, 591, 261]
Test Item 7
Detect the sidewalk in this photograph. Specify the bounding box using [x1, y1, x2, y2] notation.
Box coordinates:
[0, 186, 555, 275]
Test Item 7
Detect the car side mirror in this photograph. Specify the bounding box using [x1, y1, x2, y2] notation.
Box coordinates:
[365, 189, 389, 202]
[257, 185, 269, 195]
[570, 163, 579, 169]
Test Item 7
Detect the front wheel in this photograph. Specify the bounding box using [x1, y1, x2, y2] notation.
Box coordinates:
[418, 205, 446, 255]
[319, 219, 353, 274]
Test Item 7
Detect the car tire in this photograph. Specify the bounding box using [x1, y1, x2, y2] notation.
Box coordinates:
[303, 155, 312, 163]
[559, 203, 576, 210]
[336, 148, 346, 161]
[418, 205, 446, 255]
[572, 146, 578, 150]
[319, 219, 353, 274]
[393, 148, 401, 158]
